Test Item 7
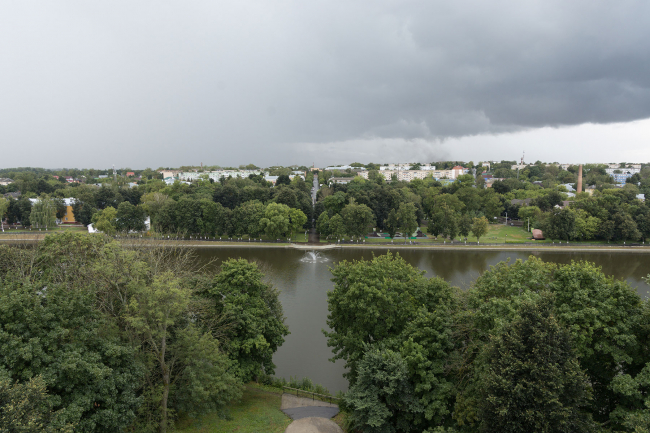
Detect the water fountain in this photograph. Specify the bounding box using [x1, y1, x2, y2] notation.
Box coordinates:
[299, 251, 329, 263]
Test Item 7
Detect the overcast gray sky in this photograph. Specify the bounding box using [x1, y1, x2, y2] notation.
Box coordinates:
[1, 1, 649, 169]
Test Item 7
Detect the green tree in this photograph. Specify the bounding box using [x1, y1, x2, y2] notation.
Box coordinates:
[232, 200, 266, 238]
[610, 362, 650, 432]
[634, 208, 650, 242]
[288, 207, 307, 240]
[544, 208, 576, 241]
[30, 198, 57, 230]
[52, 197, 67, 220]
[479, 296, 594, 433]
[0, 233, 246, 432]
[0, 197, 8, 230]
[322, 191, 347, 215]
[259, 202, 291, 240]
[91, 206, 118, 235]
[125, 272, 241, 433]
[325, 253, 453, 383]
[344, 347, 423, 433]
[458, 257, 646, 428]
[458, 213, 472, 240]
[205, 259, 289, 381]
[316, 211, 330, 238]
[329, 214, 346, 240]
[326, 253, 457, 429]
[116, 201, 146, 233]
[341, 201, 376, 241]
[481, 192, 504, 220]
[398, 202, 418, 244]
[0, 370, 73, 432]
[385, 208, 400, 239]
[614, 212, 641, 242]
[518, 205, 542, 230]
[0, 278, 142, 432]
[275, 174, 291, 186]
[141, 192, 173, 223]
[470, 216, 489, 243]
[71, 198, 96, 226]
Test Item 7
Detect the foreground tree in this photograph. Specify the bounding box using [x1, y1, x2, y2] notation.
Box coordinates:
[0, 234, 258, 433]
[204, 259, 289, 382]
[344, 347, 422, 433]
[0, 370, 73, 432]
[0, 277, 142, 432]
[479, 296, 594, 433]
[326, 253, 457, 430]
[126, 272, 240, 433]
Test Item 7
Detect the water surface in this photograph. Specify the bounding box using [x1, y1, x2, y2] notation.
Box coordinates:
[195, 247, 650, 393]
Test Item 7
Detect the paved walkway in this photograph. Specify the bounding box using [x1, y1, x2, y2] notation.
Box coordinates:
[282, 394, 341, 433]
[285, 417, 342, 433]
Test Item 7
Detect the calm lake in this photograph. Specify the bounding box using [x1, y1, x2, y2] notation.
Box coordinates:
[195, 247, 650, 393]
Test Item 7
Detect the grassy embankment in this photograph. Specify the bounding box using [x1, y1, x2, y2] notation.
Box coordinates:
[361, 224, 638, 246]
[176, 383, 349, 433]
[176, 385, 291, 433]
[4, 224, 640, 247]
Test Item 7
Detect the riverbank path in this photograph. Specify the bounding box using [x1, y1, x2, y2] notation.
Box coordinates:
[281, 394, 342, 433]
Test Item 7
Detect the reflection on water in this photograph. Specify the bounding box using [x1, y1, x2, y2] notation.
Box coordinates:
[194, 247, 650, 392]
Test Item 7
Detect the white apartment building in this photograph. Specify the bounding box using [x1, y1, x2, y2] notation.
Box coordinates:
[179, 170, 268, 182]
[605, 167, 641, 175]
[358, 168, 459, 182]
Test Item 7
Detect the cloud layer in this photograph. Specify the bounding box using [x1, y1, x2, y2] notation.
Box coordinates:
[1, 1, 649, 167]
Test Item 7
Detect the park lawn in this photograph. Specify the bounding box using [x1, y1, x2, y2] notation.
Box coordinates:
[482, 223, 533, 243]
[417, 224, 534, 244]
[0, 225, 87, 235]
[176, 385, 291, 433]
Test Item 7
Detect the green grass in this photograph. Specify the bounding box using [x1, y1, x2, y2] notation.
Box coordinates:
[0, 225, 87, 235]
[176, 385, 291, 433]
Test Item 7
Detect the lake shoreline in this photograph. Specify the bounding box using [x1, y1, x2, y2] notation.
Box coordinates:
[3, 237, 650, 253]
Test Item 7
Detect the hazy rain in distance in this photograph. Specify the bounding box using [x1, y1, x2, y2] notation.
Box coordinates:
[1, 0, 650, 168]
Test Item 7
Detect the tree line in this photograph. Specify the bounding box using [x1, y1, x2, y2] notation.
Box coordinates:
[3, 163, 650, 243]
[0, 233, 288, 432]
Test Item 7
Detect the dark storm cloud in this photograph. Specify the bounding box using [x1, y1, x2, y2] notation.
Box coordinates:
[0, 0, 649, 167]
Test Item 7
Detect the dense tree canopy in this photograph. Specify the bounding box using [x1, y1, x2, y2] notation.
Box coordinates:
[0, 233, 288, 432]
[326, 253, 650, 433]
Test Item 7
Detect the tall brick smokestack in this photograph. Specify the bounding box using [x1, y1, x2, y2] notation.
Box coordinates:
[577, 164, 583, 193]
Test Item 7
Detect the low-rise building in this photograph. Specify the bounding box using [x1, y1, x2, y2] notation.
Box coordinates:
[485, 178, 506, 188]
[266, 174, 304, 185]
[0, 178, 14, 186]
[604, 167, 640, 184]
[328, 177, 355, 185]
